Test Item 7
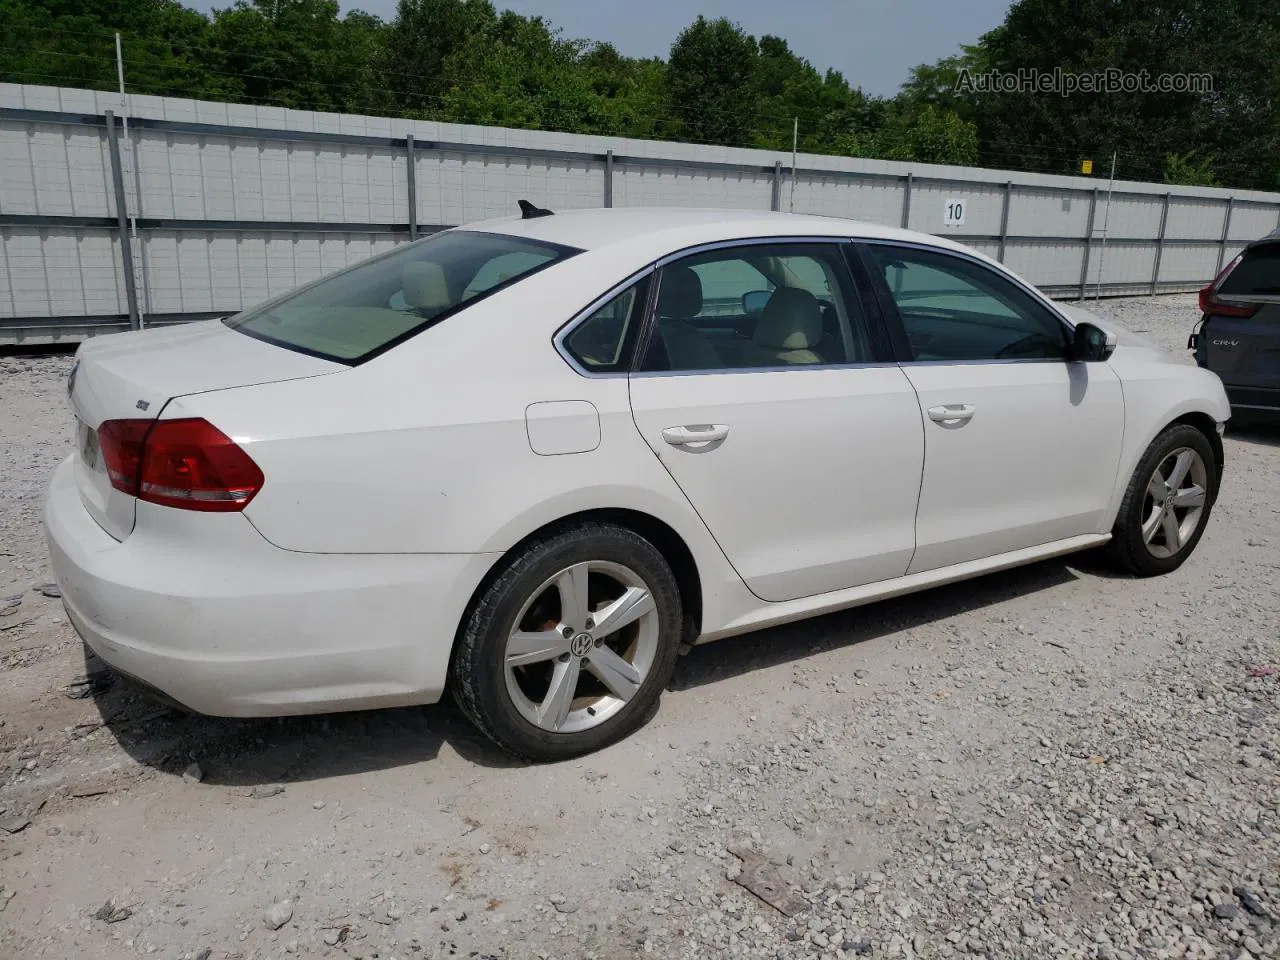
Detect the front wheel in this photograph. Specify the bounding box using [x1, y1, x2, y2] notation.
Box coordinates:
[1107, 423, 1218, 576]
[449, 522, 683, 761]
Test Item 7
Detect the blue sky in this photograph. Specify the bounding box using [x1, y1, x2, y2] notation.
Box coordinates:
[186, 0, 1012, 98]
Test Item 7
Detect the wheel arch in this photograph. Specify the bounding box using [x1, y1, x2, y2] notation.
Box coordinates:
[1169, 410, 1224, 499]
[455, 508, 704, 656]
[1106, 379, 1229, 530]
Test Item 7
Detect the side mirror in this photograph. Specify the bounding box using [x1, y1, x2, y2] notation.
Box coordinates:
[742, 290, 771, 317]
[1070, 321, 1117, 362]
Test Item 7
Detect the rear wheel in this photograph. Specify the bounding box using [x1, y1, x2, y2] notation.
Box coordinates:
[450, 522, 682, 761]
[1107, 424, 1217, 576]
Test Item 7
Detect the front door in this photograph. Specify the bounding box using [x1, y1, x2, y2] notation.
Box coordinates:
[860, 242, 1125, 573]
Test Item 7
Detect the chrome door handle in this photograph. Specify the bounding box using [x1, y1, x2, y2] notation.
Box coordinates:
[661, 424, 730, 447]
[927, 404, 976, 425]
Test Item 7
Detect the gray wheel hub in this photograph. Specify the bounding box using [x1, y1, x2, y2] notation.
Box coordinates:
[503, 560, 660, 735]
[1140, 446, 1208, 559]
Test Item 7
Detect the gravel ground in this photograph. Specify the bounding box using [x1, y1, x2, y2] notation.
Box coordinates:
[2, 294, 1279, 960]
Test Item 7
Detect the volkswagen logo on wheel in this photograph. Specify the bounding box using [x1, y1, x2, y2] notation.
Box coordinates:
[570, 632, 594, 658]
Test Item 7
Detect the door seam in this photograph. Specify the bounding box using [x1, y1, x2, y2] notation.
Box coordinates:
[897, 363, 928, 575]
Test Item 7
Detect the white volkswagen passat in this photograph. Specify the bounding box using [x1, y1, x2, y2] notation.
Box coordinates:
[45, 206, 1229, 760]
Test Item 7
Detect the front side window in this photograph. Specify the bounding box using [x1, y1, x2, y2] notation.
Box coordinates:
[868, 245, 1067, 362]
[639, 243, 870, 372]
[226, 230, 578, 363]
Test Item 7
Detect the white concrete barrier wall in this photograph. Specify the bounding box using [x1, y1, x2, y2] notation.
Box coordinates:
[3, 82, 1279, 342]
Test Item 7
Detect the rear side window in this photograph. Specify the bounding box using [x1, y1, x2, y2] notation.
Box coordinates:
[638, 242, 872, 372]
[1219, 244, 1280, 297]
[226, 231, 578, 363]
[562, 277, 652, 373]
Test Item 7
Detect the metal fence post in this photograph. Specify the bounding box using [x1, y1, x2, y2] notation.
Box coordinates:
[1216, 197, 1234, 273]
[998, 181, 1012, 262]
[1150, 192, 1170, 295]
[1078, 187, 1099, 300]
[405, 134, 418, 240]
[900, 173, 912, 229]
[771, 161, 782, 212]
[104, 110, 140, 330]
[604, 150, 614, 208]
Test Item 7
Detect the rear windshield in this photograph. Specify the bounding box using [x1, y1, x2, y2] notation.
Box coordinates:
[1220, 244, 1280, 298]
[225, 230, 579, 363]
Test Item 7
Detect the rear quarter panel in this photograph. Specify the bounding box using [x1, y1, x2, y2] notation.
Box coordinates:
[167, 248, 749, 631]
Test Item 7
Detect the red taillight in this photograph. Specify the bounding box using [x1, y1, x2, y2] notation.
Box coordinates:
[1197, 283, 1214, 314]
[97, 417, 264, 512]
[97, 419, 150, 494]
[1199, 254, 1260, 318]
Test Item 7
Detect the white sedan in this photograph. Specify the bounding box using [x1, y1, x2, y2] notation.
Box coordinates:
[45, 207, 1229, 760]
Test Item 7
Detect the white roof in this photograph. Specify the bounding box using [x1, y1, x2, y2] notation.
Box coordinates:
[464, 206, 973, 258]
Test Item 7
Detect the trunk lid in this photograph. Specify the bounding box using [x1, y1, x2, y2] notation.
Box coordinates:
[68, 320, 344, 540]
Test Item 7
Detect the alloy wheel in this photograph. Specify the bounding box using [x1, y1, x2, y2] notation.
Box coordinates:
[503, 560, 660, 735]
[1140, 446, 1209, 559]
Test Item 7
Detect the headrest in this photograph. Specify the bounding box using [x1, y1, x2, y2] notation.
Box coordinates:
[657, 266, 703, 319]
[754, 287, 824, 350]
[402, 261, 451, 312]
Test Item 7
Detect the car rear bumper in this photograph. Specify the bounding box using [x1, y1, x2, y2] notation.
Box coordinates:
[44, 455, 497, 717]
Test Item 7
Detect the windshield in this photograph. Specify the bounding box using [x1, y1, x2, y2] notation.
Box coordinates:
[225, 230, 580, 363]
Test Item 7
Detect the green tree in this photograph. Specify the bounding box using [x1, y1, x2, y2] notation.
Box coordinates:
[750, 35, 882, 153]
[871, 104, 980, 165]
[207, 0, 386, 112]
[0, 0, 221, 98]
[439, 11, 601, 131]
[380, 0, 498, 117]
[1164, 152, 1219, 187]
[897, 42, 990, 121]
[666, 16, 758, 145]
[948, 0, 1280, 188]
[582, 46, 673, 139]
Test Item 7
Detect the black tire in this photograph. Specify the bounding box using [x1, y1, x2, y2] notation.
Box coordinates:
[1106, 423, 1218, 576]
[449, 521, 683, 761]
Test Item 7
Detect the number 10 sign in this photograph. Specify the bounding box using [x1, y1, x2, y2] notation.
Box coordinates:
[943, 198, 967, 227]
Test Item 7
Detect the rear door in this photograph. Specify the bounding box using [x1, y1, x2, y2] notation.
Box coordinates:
[626, 239, 925, 603]
[1201, 242, 1280, 410]
[859, 241, 1124, 573]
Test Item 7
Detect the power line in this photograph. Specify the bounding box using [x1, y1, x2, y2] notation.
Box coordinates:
[0, 53, 1129, 167]
[0, 48, 1195, 180]
[0, 67, 1165, 178]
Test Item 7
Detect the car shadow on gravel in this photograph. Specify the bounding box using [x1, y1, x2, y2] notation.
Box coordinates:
[671, 557, 1083, 691]
[83, 554, 1105, 783]
[1227, 420, 1280, 447]
[82, 647, 521, 787]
